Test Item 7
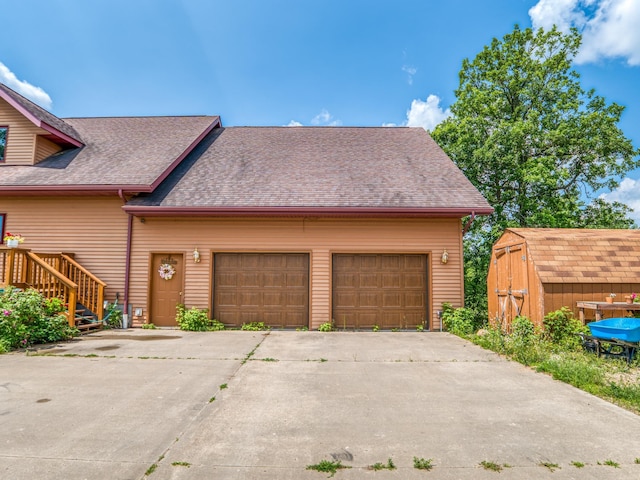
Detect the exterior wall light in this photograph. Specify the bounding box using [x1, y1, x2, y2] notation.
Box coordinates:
[193, 247, 201, 263]
[441, 249, 449, 264]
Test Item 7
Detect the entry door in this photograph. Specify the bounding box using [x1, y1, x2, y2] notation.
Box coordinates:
[150, 253, 184, 326]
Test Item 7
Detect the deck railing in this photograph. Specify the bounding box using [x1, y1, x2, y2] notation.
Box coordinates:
[1, 247, 106, 326]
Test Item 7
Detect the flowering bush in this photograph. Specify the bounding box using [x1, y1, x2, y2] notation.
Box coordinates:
[0, 287, 77, 352]
[3, 232, 24, 243]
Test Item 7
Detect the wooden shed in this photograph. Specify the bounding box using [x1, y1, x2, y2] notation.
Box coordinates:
[487, 228, 640, 328]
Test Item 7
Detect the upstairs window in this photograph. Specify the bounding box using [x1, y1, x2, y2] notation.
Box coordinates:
[0, 126, 7, 162]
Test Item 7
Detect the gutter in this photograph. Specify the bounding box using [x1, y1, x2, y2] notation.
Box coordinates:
[122, 206, 495, 218]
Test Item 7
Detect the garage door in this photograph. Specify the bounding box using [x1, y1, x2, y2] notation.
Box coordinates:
[332, 254, 427, 330]
[213, 253, 309, 328]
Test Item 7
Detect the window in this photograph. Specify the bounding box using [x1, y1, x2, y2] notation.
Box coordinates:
[0, 126, 7, 162]
[0, 213, 5, 241]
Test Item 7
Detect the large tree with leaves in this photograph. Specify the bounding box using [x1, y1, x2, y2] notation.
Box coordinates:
[432, 25, 639, 315]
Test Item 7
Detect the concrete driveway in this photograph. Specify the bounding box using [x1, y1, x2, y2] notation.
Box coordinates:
[1, 330, 639, 479]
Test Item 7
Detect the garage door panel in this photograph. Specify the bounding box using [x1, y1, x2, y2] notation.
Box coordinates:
[263, 272, 285, 288]
[382, 292, 402, 307]
[286, 273, 307, 288]
[214, 253, 309, 328]
[382, 274, 401, 288]
[333, 253, 428, 330]
[359, 273, 378, 288]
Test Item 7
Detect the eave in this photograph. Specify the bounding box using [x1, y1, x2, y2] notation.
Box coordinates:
[121, 205, 494, 218]
[0, 185, 153, 196]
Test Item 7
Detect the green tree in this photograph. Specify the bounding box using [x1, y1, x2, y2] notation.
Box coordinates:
[432, 25, 639, 314]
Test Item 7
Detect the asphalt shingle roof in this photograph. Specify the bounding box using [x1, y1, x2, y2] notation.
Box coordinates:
[0, 116, 219, 189]
[0, 83, 83, 143]
[129, 126, 492, 211]
[505, 228, 640, 283]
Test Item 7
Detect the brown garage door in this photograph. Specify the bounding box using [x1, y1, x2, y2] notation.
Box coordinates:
[214, 253, 309, 328]
[332, 254, 428, 330]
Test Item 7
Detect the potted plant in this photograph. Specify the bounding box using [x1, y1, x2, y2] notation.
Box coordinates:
[606, 293, 616, 304]
[3, 232, 24, 248]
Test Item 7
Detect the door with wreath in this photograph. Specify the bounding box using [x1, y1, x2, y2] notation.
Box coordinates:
[150, 253, 184, 326]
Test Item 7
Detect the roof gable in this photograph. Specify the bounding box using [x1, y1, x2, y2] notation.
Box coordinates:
[504, 228, 640, 283]
[125, 126, 493, 216]
[0, 83, 83, 147]
[0, 115, 221, 193]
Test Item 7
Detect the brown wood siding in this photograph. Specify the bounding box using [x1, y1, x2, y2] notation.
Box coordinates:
[213, 253, 309, 328]
[128, 217, 464, 330]
[543, 282, 640, 322]
[332, 253, 427, 330]
[34, 136, 62, 163]
[0, 196, 128, 303]
[0, 97, 50, 165]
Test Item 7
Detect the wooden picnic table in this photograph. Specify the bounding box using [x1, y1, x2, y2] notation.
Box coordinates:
[576, 301, 640, 323]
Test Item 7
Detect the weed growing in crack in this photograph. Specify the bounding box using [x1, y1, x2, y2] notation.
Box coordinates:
[480, 461, 505, 472]
[571, 461, 585, 468]
[368, 458, 396, 471]
[540, 462, 559, 472]
[171, 461, 191, 467]
[413, 457, 434, 470]
[306, 459, 351, 477]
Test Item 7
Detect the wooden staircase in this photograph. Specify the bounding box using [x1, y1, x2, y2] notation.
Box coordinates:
[0, 247, 107, 331]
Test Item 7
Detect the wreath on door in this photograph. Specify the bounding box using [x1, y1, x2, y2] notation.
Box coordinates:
[158, 263, 176, 280]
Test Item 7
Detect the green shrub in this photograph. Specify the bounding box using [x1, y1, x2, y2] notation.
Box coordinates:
[318, 322, 333, 332]
[103, 302, 123, 329]
[542, 307, 586, 349]
[0, 287, 78, 351]
[175, 304, 224, 331]
[441, 303, 475, 337]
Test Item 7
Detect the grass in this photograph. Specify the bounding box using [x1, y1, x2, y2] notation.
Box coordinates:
[306, 459, 351, 477]
[598, 459, 620, 468]
[171, 461, 191, 467]
[571, 461, 585, 468]
[469, 321, 640, 415]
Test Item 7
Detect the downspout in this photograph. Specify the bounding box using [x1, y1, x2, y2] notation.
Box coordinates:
[462, 211, 476, 236]
[120, 189, 132, 329]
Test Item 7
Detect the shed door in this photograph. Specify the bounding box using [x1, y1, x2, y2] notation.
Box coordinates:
[494, 244, 528, 327]
[213, 253, 309, 328]
[332, 253, 427, 330]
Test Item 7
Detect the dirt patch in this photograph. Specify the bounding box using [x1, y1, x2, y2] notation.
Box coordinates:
[95, 345, 120, 351]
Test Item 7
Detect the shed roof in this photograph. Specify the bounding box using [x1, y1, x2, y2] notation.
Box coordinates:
[125, 126, 493, 216]
[502, 228, 640, 283]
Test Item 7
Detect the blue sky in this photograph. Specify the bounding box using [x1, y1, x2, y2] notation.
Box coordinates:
[2, 0, 639, 218]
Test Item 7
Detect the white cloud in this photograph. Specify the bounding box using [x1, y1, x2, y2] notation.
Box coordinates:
[600, 177, 640, 222]
[310, 109, 341, 126]
[404, 94, 451, 131]
[529, 0, 640, 65]
[0, 62, 52, 110]
[285, 120, 303, 127]
[402, 65, 417, 85]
